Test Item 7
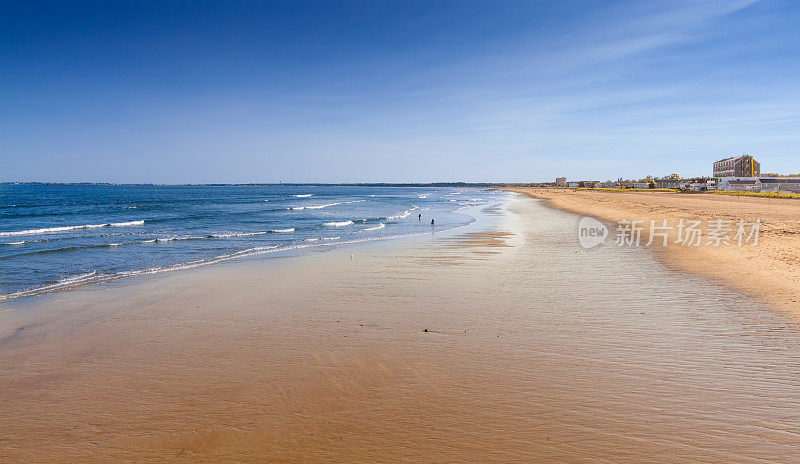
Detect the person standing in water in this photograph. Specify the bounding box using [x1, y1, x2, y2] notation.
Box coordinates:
[430, 218, 435, 227]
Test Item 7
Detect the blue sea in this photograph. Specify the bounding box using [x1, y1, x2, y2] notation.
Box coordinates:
[0, 184, 502, 300]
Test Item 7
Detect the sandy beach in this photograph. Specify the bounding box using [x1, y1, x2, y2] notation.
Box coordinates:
[513, 188, 800, 320]
[2, 194, 800, 463]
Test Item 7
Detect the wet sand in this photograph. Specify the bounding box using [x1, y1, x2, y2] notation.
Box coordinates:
[512, 188, 800, 319]
[2, 196, 800, 462]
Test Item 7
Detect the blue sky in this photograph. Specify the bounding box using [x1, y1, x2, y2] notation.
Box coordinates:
[2, 0, 799, 183]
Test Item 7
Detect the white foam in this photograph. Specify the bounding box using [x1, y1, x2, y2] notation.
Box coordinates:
[323, 221, 354, 227]
[5, 241, 25, 245]
[110, 220, 145, 227]
[303, 236, 340, 242]
[270, 228, 295, 233]
[152, 236, 204, 243]
[290, 199, 364, 210]
[386, 205, 419, 221]
[361, 223, 385, 231]
[293, 194, 314, 197]
[292, 202, 341, 210]
[0, 271, 100, 300]
[0, 220, 144, 237]
[211, 231, 269, 238]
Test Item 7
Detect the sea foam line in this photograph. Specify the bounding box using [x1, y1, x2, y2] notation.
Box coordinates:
[386, 205, 419, 221]
[291, 202, 340, 210]
[361, 223, 385, 231]
[323, 221, 354, 227]
[290, 199, 365, 210]
[0, 220, 145, 237]
[303, 236, 340, 242]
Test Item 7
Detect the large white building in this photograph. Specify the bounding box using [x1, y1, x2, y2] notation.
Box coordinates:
[717, 177, 800, 193]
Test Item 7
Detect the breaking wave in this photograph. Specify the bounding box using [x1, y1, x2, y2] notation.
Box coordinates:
[0, 220, 145, 237]
[361, 223, 385, 231]
[386, 205, 419, 221]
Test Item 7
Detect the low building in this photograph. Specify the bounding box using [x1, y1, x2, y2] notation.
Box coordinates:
[654, 178, 682, 189]
[555, 177, 567, 187]
[566, 180, 600, 188]
[759, 177, 800, 193]
[717, 178, 760, 192]
[680, 177, 716, 191]
[717, 177, 800, 193]
[713, 155, 760, 178]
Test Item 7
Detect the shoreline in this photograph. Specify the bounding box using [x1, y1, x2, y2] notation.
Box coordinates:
[509, 187, 800, 320]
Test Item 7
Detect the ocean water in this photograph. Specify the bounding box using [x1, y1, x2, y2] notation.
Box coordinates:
[0, 184, 501, 300]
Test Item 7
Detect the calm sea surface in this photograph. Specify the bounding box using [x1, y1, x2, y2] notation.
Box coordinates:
[0, 184, 502, 300]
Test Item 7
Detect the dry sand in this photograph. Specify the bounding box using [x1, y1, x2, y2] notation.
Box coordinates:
[513, 188, 800, 319]
[2, 196, 800, 463]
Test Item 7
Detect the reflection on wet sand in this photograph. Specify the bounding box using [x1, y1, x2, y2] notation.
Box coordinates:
[1, 195, 799, 463]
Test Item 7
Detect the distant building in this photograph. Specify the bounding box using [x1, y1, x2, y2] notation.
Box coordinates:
[713, 155, 760, 178]
[654, 178, 682, 189]
[680, 177, 716, 191]
[566, 180, 600, 188]
[556, 177, 567, 187]
[759, 177, 800, 193]
[717, 177, 800, 193]
[717, 178, 760, 192]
